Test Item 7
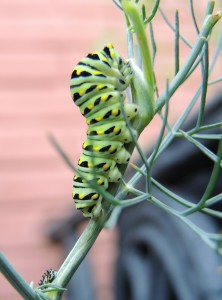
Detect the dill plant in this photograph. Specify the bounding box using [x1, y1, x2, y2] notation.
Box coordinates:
[0, 1, 221, 299]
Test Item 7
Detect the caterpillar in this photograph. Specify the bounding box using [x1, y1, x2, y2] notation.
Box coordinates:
[70, 44, 138, 219]
[38, 269, 57, 287]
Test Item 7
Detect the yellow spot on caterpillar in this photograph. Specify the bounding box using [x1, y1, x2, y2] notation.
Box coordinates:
[114, 127, 121, 134]
[92, 71, 102, 76]
[79, 194, 85, 200]
[95, 116, 103, 122]
[83, 142, 87, 149]
[88, 104, 94, 110]
[102, 58, 109, 64]
[107, 43, 113, 49]
[96, 85, 104, 90]
[101, 95, 109, 102]
[76, 70, 82, 76]
[97, 130, 104, 135]
[103, 164, 109, 171]
[112, 109, 119, 116]
[93, 146, 100, 152]
[107, 43, 115, 59]
[88, 162, 93, 168]
[79, 89, 85, 96]
[92, 193, 99, 200]
[78, 159, 83, 165]
[109, 146, 116, 153]
[97, 179, 103, 185]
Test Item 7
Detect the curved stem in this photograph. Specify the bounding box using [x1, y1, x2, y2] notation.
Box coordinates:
[122, 0, 155, 130]
[122, 1, 154, 92]
[144, 0, 160, 25]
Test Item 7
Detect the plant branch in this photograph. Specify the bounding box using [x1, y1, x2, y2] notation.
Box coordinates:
[50, 219, 106, 300]
[182, 138, 222, 215]
[0, 252, 36, 300]
[155, 9, 221, 113]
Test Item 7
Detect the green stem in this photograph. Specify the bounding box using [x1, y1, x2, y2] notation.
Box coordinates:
[180, 130, 221, 165]
[206, 193, 222, 206]
[174, 10, 180, 75]
[144, 0, 160, 24]
[189, 122, 222, 134]
[122, 1, 154, 92]
[159, 7, 192, 48]
[195, 42, 209, 128]
[129, 84, 201, 188]
[122, 0, 155, 130]
[0, 252, 36, 300]
[182, 138, 222, 216]
[50, 218, 106, 300]
[151, 178, 222, 218]
[149, 197, 221, 253]
[130, 61, 154, 130]
[190, 0, 200, 34]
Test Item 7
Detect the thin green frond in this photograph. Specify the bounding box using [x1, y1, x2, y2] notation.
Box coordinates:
[179, 130, 221, 166]
[174, 10, 180, 75]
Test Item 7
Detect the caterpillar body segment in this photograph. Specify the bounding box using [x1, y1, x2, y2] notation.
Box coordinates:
[77, 154, 122, 182]
[86, 102, 138, 125]
[82, 139, 131, 164]
[87, 121, 137, 143]
[73, 173, 109, 189]
[71, 83, 116, 106]
[79, 91, 125, 118]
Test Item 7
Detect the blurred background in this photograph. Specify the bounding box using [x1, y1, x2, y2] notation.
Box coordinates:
[0, 1, 221, 299]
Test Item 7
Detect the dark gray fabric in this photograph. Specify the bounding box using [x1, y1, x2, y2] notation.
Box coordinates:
[115, 200, 222, 300]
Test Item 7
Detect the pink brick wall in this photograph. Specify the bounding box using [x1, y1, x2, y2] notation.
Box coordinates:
[0, 1, 221, 299]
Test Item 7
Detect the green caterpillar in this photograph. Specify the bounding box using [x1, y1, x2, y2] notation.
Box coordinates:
[70, 44, 138, 218]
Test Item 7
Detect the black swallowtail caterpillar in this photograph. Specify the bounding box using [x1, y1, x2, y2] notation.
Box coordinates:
[70, 44, 138, 218]
[38, 269, 57, 286]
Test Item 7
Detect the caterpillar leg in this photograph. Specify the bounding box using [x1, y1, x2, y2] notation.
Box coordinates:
[82, 201, 103, 219]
